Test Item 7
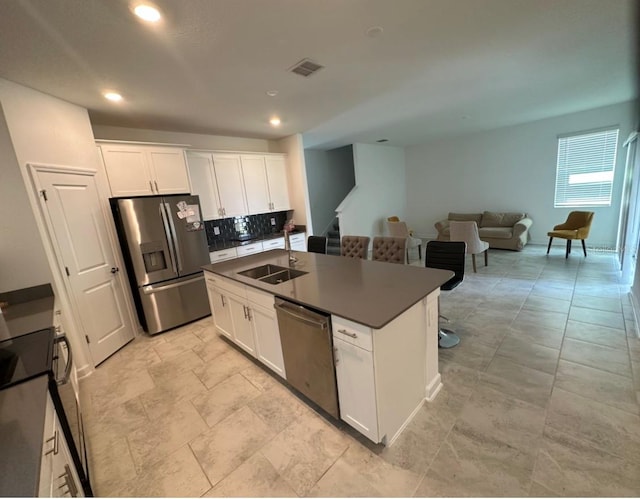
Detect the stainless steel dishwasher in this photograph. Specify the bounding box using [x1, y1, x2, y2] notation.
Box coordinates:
[274, 297, 339, 418]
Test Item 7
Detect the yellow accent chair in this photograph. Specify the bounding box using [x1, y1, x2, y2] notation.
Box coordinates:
[547, 211, 594, 258]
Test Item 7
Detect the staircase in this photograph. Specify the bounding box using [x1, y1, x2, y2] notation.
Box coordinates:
[326, 219, 341, 256]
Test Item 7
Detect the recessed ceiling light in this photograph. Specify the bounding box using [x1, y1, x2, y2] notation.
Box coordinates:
[266, 90, 278, 97]
[269, 117, 281, 126]
[366, 26, 384, 38]
[103, 92, 123, 102]
[133, 4, 161, 22]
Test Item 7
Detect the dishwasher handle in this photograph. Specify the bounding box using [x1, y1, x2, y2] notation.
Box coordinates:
[274, 299, 328, 330]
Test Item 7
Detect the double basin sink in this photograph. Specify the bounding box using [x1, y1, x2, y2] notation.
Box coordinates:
[238, 264, 307, 285]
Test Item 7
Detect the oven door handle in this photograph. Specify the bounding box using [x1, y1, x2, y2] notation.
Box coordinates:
[54, 333, 73, 386]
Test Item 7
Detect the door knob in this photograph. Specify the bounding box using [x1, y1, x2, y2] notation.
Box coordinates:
[110, 267, 119, 274]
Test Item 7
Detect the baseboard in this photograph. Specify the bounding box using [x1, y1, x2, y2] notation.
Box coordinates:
[385, 398, 425, 447]
[629, 290, 640, 339]
[76, 363, 93, 380]
[425, 372, 443, 401]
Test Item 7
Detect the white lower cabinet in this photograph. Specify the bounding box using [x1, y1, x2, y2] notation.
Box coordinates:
[204, 271, 285, 378]
[248, 289, 286, 377]
[289, 233, 306, 251]
[206, 281, 233, 339]
[333, 336, 379, 442]
[39, 394, 84, 497]
[209, 248, 238, 264]
[261, 237, 285, 250]
[236, 242, 263, 257]
[227, 293, 256, 356]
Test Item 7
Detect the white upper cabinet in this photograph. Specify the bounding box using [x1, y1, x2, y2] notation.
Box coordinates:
[99, 143, 190, 197]
[146, 147, 191, 194]
[241, 155, 271, 214]
[264, 156, 290, 211]
[212, 153, 249, 218]
[185, 151, 289, 220]
[241, 154, 291, 214]
[186, 151, 222, 220]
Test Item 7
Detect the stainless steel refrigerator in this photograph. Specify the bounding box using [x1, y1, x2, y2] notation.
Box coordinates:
[111, 195, 211, 335]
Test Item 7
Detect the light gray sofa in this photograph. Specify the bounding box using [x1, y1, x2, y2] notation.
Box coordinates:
[435, 211, 533, 251]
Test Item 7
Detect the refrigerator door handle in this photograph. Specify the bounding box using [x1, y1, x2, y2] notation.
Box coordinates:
[142, 274, 204, 294]
[159, 202, 179, 274]
[164, 202, 183, 273]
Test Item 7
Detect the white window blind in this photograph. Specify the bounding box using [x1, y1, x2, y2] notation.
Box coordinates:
[554, 128, 619, 207]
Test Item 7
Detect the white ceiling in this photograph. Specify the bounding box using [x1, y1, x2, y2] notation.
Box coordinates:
[0, 0, 636, 149]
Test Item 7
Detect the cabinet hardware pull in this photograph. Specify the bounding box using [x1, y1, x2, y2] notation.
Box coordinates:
[154, 180, 159, 192]
[220, 295, 225, 307]
[45, 430, 59, 455]
[243, 305, 248, 319]
[63, 464, 78, 497]
[334, 347, 339, 364]
[246, 308, 252, 321]
[337, 329, 357, 339]
[149, 180, 154, 192]
[110, 267, 119, 274]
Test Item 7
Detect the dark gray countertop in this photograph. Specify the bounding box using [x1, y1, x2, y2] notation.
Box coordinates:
[0, 284, 56, 496]
[0, 284, 55, 340]
[202, 249, 453, 329]
[0, 375, 49, 497]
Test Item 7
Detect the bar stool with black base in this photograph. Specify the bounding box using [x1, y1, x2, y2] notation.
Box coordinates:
[425, 240, 466, 348]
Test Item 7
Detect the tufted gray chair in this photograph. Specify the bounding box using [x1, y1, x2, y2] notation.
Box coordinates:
[372, 237, 406, 264]
[340, 235, 370, 259]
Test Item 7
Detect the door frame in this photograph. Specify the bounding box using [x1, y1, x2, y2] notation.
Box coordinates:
[27, 162, 138, 375]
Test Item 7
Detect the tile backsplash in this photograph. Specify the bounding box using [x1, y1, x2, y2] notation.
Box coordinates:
[204, 211, 289, 245]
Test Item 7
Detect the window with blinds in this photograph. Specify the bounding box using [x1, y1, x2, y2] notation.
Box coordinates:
[554, 128, 619, 207]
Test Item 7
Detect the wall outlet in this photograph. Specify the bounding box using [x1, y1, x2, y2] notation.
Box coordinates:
[213, 226, 220, 235]
[270, 218, 276, 226]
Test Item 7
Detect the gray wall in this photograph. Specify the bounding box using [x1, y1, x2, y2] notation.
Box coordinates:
[405, 101, 635, 246]
[305, 145, 355, 235]
[0, 104, 53, 292]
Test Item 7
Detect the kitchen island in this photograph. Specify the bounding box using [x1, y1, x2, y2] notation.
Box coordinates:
[202, 249, 453, 445]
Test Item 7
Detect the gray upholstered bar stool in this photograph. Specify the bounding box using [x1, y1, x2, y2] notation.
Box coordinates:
[341, 235, 370, 259]
[372, 236, 407, 264]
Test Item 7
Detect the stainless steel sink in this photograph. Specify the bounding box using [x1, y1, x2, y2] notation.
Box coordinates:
[238, 264, 286, 280]
[237, 264, 307, 284]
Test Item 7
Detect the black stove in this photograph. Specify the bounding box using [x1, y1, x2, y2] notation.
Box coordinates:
[0, 328, 54, 390]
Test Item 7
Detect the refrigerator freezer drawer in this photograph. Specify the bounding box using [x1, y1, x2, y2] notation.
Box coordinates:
[139, 274, 210, 335]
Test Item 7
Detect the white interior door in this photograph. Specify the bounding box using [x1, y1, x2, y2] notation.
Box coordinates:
[34, 168, 135, 365]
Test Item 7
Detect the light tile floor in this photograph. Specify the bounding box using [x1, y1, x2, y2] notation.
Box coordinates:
[81, 245, 640, 497]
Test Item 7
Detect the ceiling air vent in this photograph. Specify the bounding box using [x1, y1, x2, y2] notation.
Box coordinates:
[289, 58, 324, 77]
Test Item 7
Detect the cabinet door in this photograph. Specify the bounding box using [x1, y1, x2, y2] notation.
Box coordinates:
[227, 294, 256, 356]
[147, 147, 190, 195]
[212, 154, 248, 217]
[100, 144, 153, 197]
[289, 233, 306, 251]
[251, 305, 286, 378]
[262, 237, 285, 250]
[38, 394, 56, 497]
[241, 155, 271, 214]
[206, 282, 233, 339]
[265, 156, 290, 211]
[333, 337, 379, 442]
[51, 410, 84, 497]
[186, 152, 222, 220]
